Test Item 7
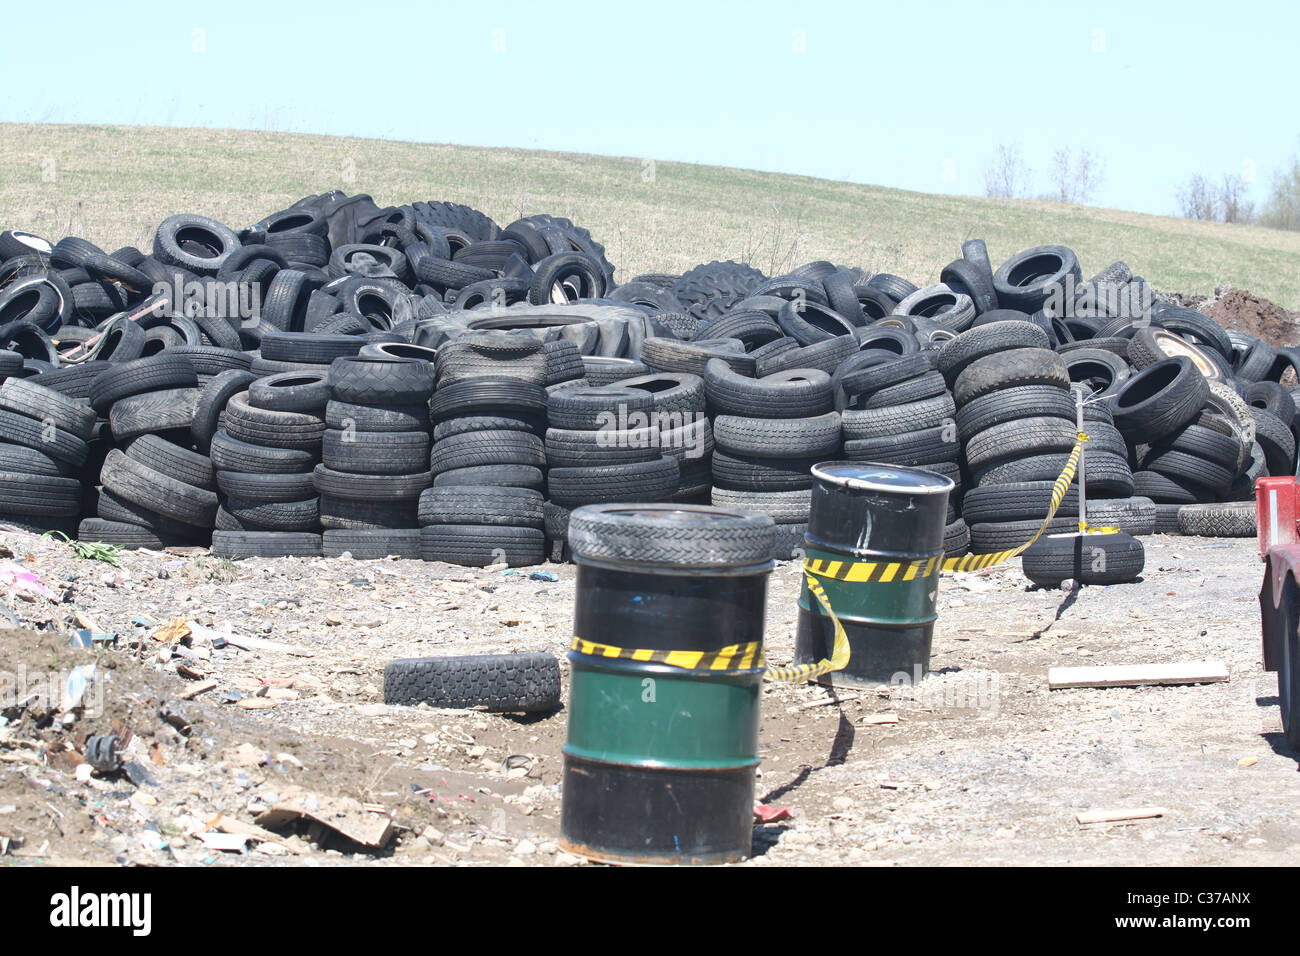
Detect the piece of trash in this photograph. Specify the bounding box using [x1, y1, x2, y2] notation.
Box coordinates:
[1239, 755, 1258, 767]
[153, 618, 192, 645]
[179, 679, 217, 700]
[159, 701, 192, 736]
[754, 804, 793, 823]
[83, 734, 123, 773]
[529, 571, 559, 582]
[62, 664, 97, 712]
[1048, 661, 1229, 690]
[197, 831, 249, 853]
[0, 562, 53, 599]
[255, 786, 394, 848]
[1075, 806, 1168, 825]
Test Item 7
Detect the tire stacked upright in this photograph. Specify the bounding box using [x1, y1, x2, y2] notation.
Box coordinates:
[317, 355, 435, 559]
[541, 383, 680, 559]
[606, 372, 712, 503]
[84, 355, 217, 549]
[423, 333, 548, 567]
[704, 358, 838, 559]
[940, 321, 1085, 555]
[0, 376, 94, 537]
[210, 368, 326, 559]
[835, 352, 965, 556]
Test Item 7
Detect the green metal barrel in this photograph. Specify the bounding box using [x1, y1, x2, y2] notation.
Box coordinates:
[560, 503, 775, 865]
[794, 461, 953, 687]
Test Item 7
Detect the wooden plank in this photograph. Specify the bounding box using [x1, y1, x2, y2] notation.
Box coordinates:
[1048, 661, 1229, 690]
[1076, 806, 1168, 825]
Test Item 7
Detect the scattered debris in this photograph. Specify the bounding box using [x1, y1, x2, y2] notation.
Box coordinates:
[1047, 661, 1230, 689]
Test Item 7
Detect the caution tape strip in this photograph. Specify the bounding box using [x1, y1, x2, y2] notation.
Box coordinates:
[569, 636, 763, 672]
[762, 571, 850, 683]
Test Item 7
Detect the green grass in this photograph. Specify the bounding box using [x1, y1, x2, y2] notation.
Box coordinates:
[3, 122, 1299, 309]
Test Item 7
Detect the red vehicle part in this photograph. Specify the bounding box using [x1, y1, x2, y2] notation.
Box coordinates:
[1258, 477, 1300, 747]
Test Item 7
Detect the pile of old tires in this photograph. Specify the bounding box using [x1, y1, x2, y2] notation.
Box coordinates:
[0, 197, 1287, 571]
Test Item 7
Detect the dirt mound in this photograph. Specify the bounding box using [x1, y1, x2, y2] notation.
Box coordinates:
[1162, 286, 1300, 349]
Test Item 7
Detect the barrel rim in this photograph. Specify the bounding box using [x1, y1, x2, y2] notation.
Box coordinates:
[812, 459, 955, 495]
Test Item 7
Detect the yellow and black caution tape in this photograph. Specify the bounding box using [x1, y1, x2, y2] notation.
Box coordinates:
[575, 433, 1098, 686]
[569, 636, 762, 671]
[762, 571, 850, 683]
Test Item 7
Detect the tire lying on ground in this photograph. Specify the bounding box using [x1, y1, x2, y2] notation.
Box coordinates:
[383, 652, 561, 713]
[1020, 531, 1145, 587]
[1176, 502, 1256, 537]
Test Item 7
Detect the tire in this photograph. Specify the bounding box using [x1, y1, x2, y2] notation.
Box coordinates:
[324, 428, 431, 474]
[974, 451, 1134, 498]
[0, 442, 76, 478]
[968, 517, 1078, 553]
[527, 252, 606, 304]
[153, 214, 241, 276]
[1061, 347, 1131, 399]
[76, 518, 173, 550]
[583, 356, 651, 386]
[755, 335, 857, 377]
[544, 426, 661, 467]
[312, 464, 431, 501]
[123, 434, 214, 490]
[961, 482, 1080, 524]
[857, 371, 948, 410]
[892, 284, 976, 332]
[608, 372, 707, 417]
[1132, 469, 1212, 505]
[429, 430, 546, 473]
[419, 524, 546, 567]
[318, 495, 418, 530]
[709, 487, 812, 522]
[953, 348, 1069, 406]
[955, 385, 1074, 440]
[992, 245, 1082, 314]
[1176, 502, 1256, 538]
[0, 407, 89, 465]
[211, 531, 322, 559]
[1110, 357, 1210, 444]
[417, 486, 545, 528]
[548, 456, 679, 505]
[210, 428, 318, 474]
[1082, 497, 1157, 536]
[0, 470, 81, 517]
[776, 301, 857, 345]
[248, 371, 331, 413]
[547, 385, 655, 430]
[86, 354, 198, 414]
[433, 465, 543, 489]
[842, 394, 956, 440]
[568, 502, 774, 568]
[712, 412, 841, 458]
[944, 518, 971, 557]
[1127, 327, 1226, 381]
[107, 387, 200, 442]
[640, 336, 755, 377]
[222, 391, 325, 451]
[710, 450, 816, 491]
[216, 469, 317, 503]
[429, 378, 547, 421]
[100, 447, 218, 527]
[328, 399, 431, 434]
[383, 652, 560, 713]
[843, 426, 959, 467]
[322, 528, 422, 559]
[432, 412, 542, 440]
[964, 416, 1078, 471]
[0, 377, 96, 439]
[219, 497, 320, 532]
[1249, 406, 1296, 475]
[260, 331, 365, 365]
[704, 360, 833, 418]
[1020, 530, 1145, 586]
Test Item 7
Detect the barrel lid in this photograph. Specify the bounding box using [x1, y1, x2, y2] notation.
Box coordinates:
[812, 461, 955, 495]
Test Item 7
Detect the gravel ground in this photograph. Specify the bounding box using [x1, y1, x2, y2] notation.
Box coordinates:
[0, 525, 1289, 867]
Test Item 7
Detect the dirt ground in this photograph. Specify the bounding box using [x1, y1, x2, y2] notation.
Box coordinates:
[0, 522, 1291, 867]
[1163, 286, 1300, 349]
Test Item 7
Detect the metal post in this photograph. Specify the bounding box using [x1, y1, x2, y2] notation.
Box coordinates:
[1074, 385, 1088, 533]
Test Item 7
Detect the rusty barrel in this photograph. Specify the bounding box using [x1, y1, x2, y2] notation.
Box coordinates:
[794, 461, 954, 687]
[560, 503, 775, 865]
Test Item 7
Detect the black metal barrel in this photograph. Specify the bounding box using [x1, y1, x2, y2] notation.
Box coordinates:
[560, 503, 775, 865]
[794, 461, 954, 686]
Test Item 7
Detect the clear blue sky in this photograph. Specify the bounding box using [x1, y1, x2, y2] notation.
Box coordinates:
[3, 0, 1295, 217]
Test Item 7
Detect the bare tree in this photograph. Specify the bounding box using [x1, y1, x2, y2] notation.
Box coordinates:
[1176, 174, 1217, 220]
[1261, 154, 1300, 232]
[1050, 147, 1105, 204]
[983, 144, 1031, 199]
[1175, 172, 1256, 224]
[1218, 173, 1255, 224]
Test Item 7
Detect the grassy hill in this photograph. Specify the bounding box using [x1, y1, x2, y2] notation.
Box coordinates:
[3, 122, 1299, 309]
